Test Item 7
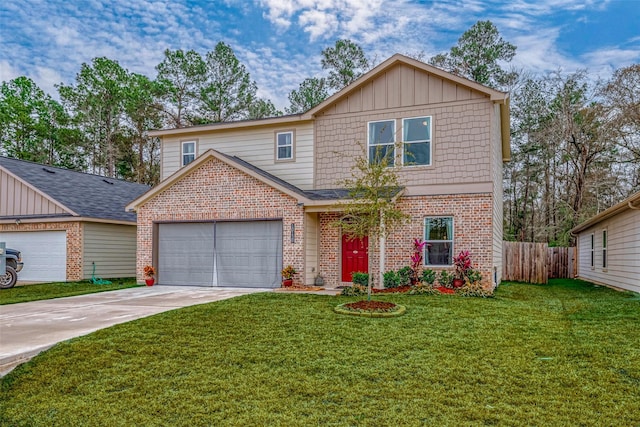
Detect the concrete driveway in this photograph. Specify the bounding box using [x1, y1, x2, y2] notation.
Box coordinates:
[0, 285, 272, 376]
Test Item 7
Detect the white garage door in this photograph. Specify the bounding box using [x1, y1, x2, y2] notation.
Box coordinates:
[0, 231, 67, 281]
[158, 221, 282, 288]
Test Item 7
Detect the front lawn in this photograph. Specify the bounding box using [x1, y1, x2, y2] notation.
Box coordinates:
[1, 279, 639, 425]
[0, 279, 140, 305]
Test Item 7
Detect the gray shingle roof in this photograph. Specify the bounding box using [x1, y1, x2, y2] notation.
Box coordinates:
[0, 156, 150, 222]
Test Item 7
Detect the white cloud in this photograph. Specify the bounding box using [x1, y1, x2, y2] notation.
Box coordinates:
[0, 60, 19, 83]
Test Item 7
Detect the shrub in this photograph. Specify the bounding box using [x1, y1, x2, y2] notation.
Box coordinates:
[407, 284, 439, 295]
[383, 270, 400, 288]
[457, 281, 495, 298]
[341, 284, 366, 296]
[351, 272, 369, 287]
[466, 269, 483, 284]
[438, 270, 453, 288]
[421, 269, 436, 285]
[397, 266, 413, 286]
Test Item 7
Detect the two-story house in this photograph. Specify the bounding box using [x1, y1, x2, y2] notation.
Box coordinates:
[126, 54, 510, 288]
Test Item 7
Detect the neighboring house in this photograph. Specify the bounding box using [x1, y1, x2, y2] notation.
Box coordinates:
[0, 156, 150, 282]
[571, 190, 640, 293]
[127, 54, 510, 288]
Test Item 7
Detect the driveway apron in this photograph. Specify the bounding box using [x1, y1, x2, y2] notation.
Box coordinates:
[0, 286, 271, 376]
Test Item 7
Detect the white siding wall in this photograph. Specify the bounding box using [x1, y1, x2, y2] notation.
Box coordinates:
[82, 223, 137, 279]
[161, 123, 314, 190]
[576, 208, 640, 293]
[491, 104, 504, 284]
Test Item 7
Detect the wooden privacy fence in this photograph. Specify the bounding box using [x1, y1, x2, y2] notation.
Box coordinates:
[502, 242, 576, 284]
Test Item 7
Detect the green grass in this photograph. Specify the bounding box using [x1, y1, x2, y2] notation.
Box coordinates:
[1, 279, 639, 426]
[0, 279, 141, 305]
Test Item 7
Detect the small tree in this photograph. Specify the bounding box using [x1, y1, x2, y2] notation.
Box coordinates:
[332, 143, 409, 301]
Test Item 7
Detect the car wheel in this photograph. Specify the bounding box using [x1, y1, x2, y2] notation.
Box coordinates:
[0, 266, 17, 289]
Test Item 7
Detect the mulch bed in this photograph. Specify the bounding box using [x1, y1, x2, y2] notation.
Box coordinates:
[436, 286, 455, 294]
[276, 286, 325, 292]
[344, 301, 397, 311]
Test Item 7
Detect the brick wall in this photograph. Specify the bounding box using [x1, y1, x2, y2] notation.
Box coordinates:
[136, 157, 305, 284]
[319, 193, 495, 288]
[0, 221, 83, 281]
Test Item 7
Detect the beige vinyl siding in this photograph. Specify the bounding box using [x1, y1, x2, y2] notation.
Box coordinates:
[304, 212, 320, 285]
[82, 223, 137, 279]
[576, 209, 640, 293]
[0, 169, 67, 216]
[161, 123, 314, 190]
[491, 104, 504, 284]
[316, 63, 485, 117]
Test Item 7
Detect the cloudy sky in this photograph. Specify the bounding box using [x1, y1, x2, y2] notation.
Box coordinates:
[1, 0, 639, 109]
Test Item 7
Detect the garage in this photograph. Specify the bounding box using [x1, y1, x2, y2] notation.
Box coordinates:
[0, 230, 67, 281]
[158, 220, 282, 287]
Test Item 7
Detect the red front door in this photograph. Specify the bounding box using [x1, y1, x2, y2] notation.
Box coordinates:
[341, 234, 368, 282]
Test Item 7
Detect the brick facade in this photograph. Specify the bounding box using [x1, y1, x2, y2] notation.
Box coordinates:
[0, 221, 83, 281]
[319, 193, 495, 288]
[135, 157, 305, 284]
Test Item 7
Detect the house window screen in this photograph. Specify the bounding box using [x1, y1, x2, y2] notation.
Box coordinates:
[424, 217, 453, 266]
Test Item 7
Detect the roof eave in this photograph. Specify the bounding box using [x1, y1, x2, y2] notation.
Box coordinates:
[147, 115, 310, 137]
[571, 190, 640, 234]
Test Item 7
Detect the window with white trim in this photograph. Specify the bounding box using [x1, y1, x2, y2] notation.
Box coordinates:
[182, 141, 196, 166]
[276, 131, 294, 161]
[602, 229, 607, 269]
[590, 233, 594, 269]
[403, 116, 431, 166]
[424, 217, 453, 266]
[368, 120, 395, 166]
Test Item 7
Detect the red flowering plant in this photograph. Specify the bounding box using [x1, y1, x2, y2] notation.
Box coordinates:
[453, 250, 472, 281]
[410, 238, 428, 285]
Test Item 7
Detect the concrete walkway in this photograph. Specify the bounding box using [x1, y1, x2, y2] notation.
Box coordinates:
[0, 285, 271, 376]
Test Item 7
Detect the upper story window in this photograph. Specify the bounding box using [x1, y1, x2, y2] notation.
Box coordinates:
[424, 216, 453, 266]
[276, 131, 294, 161]
[403, 116, 431, 166]
[368, 120, 395, 166]
[182, 141, 196, 166]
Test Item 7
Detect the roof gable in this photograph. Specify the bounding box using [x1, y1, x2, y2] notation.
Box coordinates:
[306, 54, 508, 118]
[126, 150, 313, 210]
[0, 156, 150, 222]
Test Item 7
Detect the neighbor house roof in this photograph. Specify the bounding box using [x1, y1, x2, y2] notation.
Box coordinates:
[571, 190, 640, 234]
[0, 156, 150, 223]
[126, 150, 403, 211]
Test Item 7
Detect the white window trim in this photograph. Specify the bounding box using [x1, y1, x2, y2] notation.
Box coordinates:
[181, 140, 197, 166]
[424, 216, 454, 267]
[602, 229, 607, 271]
[367, 119, 396, 166]
[589, 233, 595, 270]
[275, 130, 295, 162]
[401, 115, 432, 167]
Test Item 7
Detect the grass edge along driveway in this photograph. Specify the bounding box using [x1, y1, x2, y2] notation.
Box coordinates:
[1, 279, 639, 426]
[0, 279, 140, 305]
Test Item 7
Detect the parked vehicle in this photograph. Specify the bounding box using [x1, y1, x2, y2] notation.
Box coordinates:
[1, 248, 23, 289]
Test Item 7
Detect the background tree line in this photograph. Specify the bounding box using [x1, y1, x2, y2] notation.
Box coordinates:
[1, 23, 638, 244]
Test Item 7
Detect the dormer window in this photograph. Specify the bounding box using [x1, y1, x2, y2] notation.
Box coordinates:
[182, 141, 196, 166]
